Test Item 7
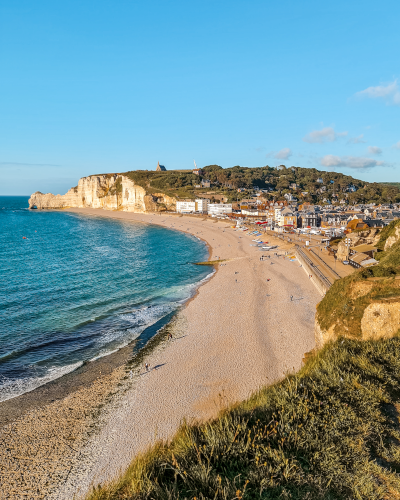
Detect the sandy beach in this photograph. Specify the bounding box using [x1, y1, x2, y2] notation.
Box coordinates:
[0, 209, 320, 500]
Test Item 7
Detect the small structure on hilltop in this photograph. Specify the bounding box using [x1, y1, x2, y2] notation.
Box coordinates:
[156, 161, 166, 171]
[193, 160, 203, 176]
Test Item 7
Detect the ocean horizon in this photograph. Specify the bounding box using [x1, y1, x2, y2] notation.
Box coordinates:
[0, 197, 210, 402]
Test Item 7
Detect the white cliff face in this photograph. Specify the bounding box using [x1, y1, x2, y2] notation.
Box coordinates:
[28, 175, 176, 213]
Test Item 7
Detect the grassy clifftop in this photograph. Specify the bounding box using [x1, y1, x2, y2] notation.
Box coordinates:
[88, 338, 400, 500]
[317, 221, 400, 339]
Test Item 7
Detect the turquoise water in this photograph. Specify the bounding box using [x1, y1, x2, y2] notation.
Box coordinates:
[0, 197, 210, 402]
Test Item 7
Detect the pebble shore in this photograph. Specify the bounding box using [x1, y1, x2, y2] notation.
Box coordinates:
[1, 210, 320, 500]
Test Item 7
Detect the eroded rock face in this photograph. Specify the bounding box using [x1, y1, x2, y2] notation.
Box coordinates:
[28, 175, 176, 213]
[361, 302, 400, 339]
[315, 299, 400, 348]
[384, 226, 400, 251]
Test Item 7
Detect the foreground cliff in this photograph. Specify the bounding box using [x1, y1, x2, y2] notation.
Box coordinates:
[315, 220, 400, 348]
[29, 174, 176, 213]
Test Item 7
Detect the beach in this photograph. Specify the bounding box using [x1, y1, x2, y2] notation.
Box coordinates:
[0, 209, 320, 500]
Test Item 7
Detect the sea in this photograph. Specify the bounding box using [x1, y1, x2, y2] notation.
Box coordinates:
[0, 196, 211, 402]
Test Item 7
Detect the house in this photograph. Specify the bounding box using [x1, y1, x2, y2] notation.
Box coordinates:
[349, 253, 378, 269]
[201, 179, 211, 188]
[317, 178, 324, 184]
[290, 183, 298, 189]
[350, 244, 378, 259]
[298, 212, 321, 228]
[347, 184, 357, 192]
[277, 208, 297, 228]
[284, 193, 297, 202]
[208, 203, 233, 216]
[193, 168, 203, 176]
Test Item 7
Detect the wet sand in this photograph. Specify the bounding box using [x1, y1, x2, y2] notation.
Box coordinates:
[1, 210, 320, 500]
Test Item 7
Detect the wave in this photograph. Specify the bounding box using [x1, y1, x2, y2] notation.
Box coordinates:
[0, 269, 215, 402]
[0, 361, 83, 403]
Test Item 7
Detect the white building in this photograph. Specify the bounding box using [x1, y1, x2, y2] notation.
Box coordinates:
[241, 209, 259, 216]
[208, 203, 233, 216]
[176, 200, 196, 213]
[176, 199, 209, 213]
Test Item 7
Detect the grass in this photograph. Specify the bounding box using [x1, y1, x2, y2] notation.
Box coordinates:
[87, 336, 400, 500]
[316, 221, 400, 336]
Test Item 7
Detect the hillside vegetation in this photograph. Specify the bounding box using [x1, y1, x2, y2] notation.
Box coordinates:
[87, 222, 400, 500]
[123, 166, 400, 204]
[317, 220, 400, 339]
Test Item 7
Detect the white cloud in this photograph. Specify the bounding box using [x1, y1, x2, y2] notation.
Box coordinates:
[303, 127, 348, 144]
[347, 134, 365, 144]
[320, 155, 384, 170]
[274, 148, 292, 160]
[355, 80, 400, 106]
[393, 141, 400, 150]
[367, 146, 382, 155]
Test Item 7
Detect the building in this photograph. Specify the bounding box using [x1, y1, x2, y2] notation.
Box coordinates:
[208, 203, 233, 216]
[317, 177, 323, 183]
[176, 199, 209, 213]
[193, 168, 203, 176]
[201, 179, 211, 188]
[241, 209, 259, 216]
[298, 212, 321, 228]
[176, 200, 196, 213]
[284, 193, 297, 202]
[195, 198, 208, 213]
[156, 161, 166, 171]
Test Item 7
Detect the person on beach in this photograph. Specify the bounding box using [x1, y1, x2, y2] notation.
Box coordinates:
[145, 362, 150, 372]
[290, 295, 293, 301]
[129, 370, 133, 379]
[168, 333, 173, 341]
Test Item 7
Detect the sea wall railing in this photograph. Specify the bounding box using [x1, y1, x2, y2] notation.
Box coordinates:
[295, 245, 332, 296]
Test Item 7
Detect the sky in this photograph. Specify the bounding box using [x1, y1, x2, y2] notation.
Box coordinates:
[1, 0, 400, 195]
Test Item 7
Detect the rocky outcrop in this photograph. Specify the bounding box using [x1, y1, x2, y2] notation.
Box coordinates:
[361, 302, 400, 339]
[384, 226, 400, 251]
[315, 299, 400, 347]
[29, 175, 176, 213]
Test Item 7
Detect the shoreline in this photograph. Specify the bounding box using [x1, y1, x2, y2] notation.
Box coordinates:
[1, 209, 320, 500]
[0, 211, 213, 421]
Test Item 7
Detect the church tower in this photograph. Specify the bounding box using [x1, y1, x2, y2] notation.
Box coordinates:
[156, 161, 166, 171]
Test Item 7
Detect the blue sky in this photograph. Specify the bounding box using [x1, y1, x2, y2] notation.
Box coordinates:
[1, 0, 399, 195]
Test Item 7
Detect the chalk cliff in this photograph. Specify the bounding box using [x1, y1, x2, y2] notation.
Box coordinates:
[29, 174, 176, 213]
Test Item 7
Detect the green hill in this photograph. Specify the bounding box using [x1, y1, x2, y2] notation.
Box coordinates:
[123, 166, 400, 204]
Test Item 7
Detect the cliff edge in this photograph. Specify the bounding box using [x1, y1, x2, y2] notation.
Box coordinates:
[315, 220, 400, 348]
[28, 174, 176, 213]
